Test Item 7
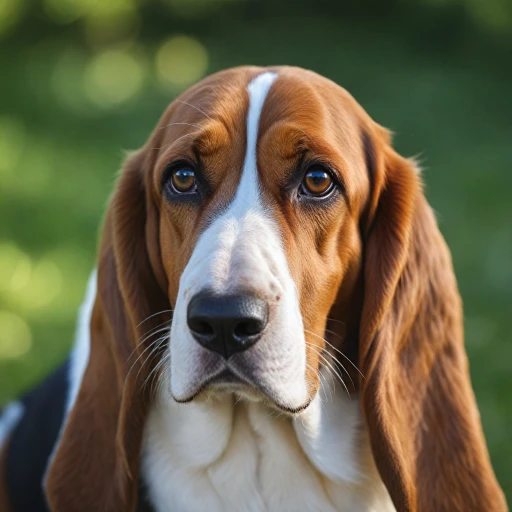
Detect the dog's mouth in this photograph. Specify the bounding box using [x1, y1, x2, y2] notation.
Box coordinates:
[172, 368, 260, 403]
[172, 368, 313, 415]
[208, 368, 247, 386]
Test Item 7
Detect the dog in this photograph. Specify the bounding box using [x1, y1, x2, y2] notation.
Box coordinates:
[0, 66, 506, 512]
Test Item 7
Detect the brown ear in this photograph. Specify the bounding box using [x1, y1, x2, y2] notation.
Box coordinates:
[45, 149, 169, 511]
[359, 132, 507, 511]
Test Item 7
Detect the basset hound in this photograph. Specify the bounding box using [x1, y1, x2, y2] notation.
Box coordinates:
[0, 66, 507, 512]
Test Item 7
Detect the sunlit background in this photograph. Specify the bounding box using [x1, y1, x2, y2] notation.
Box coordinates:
[0, 0, 511, 501]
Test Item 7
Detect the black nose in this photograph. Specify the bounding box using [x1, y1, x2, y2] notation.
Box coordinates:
[187, 293, 268, 359]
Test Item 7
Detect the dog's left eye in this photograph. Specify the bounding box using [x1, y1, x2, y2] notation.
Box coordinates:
[170, 167, 197, 194]
[301, 167, 334, 197]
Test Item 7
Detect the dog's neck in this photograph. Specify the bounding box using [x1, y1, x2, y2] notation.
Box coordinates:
[141, 370, 394, 512]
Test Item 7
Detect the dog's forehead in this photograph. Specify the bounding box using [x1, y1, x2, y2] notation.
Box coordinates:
[160, 66, 365, 145]
[154, 66, 371, 206]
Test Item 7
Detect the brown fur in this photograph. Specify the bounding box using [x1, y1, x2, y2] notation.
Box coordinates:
[43, 66, 506, 511]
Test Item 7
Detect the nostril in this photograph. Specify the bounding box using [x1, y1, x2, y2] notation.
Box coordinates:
[190, 320, 214, 337]
[234, 318, 265, 339]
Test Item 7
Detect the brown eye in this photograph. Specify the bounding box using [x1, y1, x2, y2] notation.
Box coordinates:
[302, 167, 333, 197]
[171, 167, 196, 193]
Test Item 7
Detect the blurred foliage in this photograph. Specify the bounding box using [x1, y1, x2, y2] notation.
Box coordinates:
[0, 0, 511, 502]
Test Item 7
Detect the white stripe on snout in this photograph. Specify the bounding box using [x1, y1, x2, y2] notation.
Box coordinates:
[201, 72, 278, 290]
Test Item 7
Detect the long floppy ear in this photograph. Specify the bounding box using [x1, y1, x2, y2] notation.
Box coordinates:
[45, 148, 169, 511]
[359, 129, 507, 511]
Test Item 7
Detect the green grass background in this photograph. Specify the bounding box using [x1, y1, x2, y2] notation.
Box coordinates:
[0, 0, 511, 502]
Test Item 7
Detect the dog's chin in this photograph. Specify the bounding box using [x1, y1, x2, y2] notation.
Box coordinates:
[171, 369, 314, 415]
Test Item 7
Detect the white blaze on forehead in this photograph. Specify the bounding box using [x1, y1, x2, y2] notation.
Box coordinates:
[234, 71, 277, 209]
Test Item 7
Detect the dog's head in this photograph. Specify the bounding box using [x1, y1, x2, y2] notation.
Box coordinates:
[164, 68, 380, 411]
[45, 67, 505, 512]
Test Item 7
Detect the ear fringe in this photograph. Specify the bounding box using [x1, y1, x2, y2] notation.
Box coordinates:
[45, 151, 170, 512]
[359, 143, 506, 511]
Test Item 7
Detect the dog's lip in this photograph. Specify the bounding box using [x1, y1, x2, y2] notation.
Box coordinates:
[171, 368, 313, 414]
[171, 368, 250, 403]
[209, 368, 245, 385]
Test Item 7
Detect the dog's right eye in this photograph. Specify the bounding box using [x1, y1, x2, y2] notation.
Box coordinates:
[171, 168, 196, 193]
[300, 166, 335, 198]
[164, 164, 198, 196]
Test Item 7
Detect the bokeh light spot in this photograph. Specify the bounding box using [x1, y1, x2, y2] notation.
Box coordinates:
[25, 259, 63, 309]
[9, 254, 32, 292]
[0, 311, 32, 360]
[0, 0, 25, 37]
[0, 117, 25, 175]
[83, 0, 138, 44]
[84, 48, 145, 108]
[155, 36, 208, 90]
[162, 0, 223, 19]
[51, 48, 91, 115]
[0, 242, 27, 293]
[44, 0, 95, 24]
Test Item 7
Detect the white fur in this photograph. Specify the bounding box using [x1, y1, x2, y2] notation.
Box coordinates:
[143, 72, 395, 511]
[143, 370, 394, 512]
[42, 269, 96, 486]
[0, 400, 24, 448]
[66, 269, 96, 415]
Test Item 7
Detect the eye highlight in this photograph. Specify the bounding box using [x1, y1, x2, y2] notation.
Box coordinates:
[170, 167, 197, 194]
[301, 167, 334, 197]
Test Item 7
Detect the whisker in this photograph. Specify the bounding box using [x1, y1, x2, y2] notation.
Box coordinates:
[164, 122, 204, 130]
[324, 328, 342, 339]
[306, 361, 332, 405]
[135, 334, 169, 383]
[323, 349, 355, 393]
[306, 328, 364, 379]
[125, 326, 171, 383]
[145, 355, 170, 400]
[133, 326, 171, 356]
[153, 357, 170, 400]
[125, 331, 169, 386]
[137, 309, 173, 328]
[144, 352, 170, 395]
[321, 336, 365, 379]
[129, 320, 172, 359]
[308, 340, 355, 392]
[306, 341, 351, 398]
[152, 131, 201, 151]
[305, 329, 354, 382]
[325, 318, 346, 327]
[175, 100, 213, 121]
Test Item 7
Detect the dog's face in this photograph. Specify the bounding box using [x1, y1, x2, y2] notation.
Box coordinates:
[150, 67, 374, 412]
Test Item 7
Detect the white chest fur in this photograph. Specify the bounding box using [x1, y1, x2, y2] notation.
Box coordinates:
[142, 373, 394, 512]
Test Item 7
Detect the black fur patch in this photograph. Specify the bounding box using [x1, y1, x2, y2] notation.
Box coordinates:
[5, 362, 68, 512]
